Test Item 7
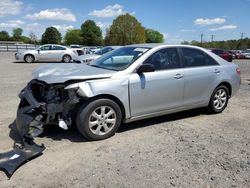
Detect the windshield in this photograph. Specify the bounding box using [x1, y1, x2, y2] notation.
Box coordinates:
[90, 47, 150, 71]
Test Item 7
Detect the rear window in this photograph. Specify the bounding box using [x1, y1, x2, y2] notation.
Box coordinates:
[182, 48, 219, 67]
[52, 46, 66, 50]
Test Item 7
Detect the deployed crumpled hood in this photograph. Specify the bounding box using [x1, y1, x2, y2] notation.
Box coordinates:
[32, 63, 115, 84]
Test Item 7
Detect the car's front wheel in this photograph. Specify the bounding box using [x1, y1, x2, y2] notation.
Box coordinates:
[77, 99, 122, 141]
[208, 85, 229, 113]
[24, 54, 35, 63]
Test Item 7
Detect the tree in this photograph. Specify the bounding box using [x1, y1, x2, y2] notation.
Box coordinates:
[20, 36, 31, 43]
[0, 31, 10, 41]
[29, 32, 38, 44]
[12, 28, 23, 41]
[64, 29, 83, 45]
[105, 14, 146, 45]
[81, 20, 103, 46]
[145, 28, 164, 43]
[181, 38, 250, 50]
[41, 27, 62, 44]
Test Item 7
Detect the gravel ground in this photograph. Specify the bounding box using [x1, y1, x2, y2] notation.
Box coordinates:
[0, 52, 249, 188]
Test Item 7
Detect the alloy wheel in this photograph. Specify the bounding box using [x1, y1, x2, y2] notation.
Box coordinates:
[88, 106, 117, 136]
[213, 89, 227, 110]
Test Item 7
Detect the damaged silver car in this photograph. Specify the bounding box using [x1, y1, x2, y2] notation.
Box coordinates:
[16, 44, 241, 141]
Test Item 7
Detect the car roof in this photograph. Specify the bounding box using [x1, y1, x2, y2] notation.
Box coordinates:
[42, 44, 68, 48]
[126, 43, 211, 51]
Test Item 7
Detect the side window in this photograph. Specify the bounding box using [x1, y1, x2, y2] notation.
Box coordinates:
[143, 48, 180, 71]
[182, 48, 218, 67]
[39, 45, 51, 51]
[52, 46, 66, 50]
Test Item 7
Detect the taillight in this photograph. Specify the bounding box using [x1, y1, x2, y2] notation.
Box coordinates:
[236, 67, 241, 75]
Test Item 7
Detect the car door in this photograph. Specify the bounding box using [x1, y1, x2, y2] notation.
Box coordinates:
[180, 47, 221, 106]
[37, 45, 52, 61]
[51, 45, 66, 61]
[129, 47, 184, 117]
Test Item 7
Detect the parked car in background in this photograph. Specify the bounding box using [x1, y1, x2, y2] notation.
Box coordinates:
[242, 49, 250, 59]
[15, 44, 78, 63]
[70, 44, 81, 48]
[210, 48, 233, 62]
[234, 50, 245, 59]
[16, 44, 241, 141]
[228, 51, 236, 59]
[74, 46, 121, 64]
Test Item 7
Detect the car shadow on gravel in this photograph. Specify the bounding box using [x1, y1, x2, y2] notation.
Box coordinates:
[118, 108, 209, 133]
[8, 121, 86, 144]
[8, 108, 209, 143]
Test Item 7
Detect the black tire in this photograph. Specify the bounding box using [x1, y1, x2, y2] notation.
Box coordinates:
[208, 85, 229, 113]
[24, 54, 35, 63]
[62, 55, 71, 63]
[76, 99, 122, 141]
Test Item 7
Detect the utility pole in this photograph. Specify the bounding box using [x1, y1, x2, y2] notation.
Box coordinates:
[200, 33, 204, 47]
[240, 32, 244, 50]
[241, 32, 244, 40]
[211, 35, 215, 42]
[211, 34, 215, 48]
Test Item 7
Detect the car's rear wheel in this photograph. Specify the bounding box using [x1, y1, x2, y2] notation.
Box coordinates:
[77, 99, 122, 141]
[62, 55, 71, 63]
[24, 54, 35, 63]
[208, 85, 229, 113]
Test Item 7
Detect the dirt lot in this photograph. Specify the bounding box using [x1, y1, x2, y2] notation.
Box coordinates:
[0, 52, 249, 188]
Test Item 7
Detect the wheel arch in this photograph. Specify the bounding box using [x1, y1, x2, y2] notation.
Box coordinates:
[24, 54, 35, 61]
[216, 81, 232, 97]
[62, 54, 72, 59]
[78, 94, 127, 121]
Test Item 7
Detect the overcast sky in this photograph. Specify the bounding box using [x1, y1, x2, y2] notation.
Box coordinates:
[0, 0, 249, 43]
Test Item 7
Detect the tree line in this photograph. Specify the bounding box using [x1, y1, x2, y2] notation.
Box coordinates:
[182, 39, 250, 50]
[0, 14, 164, 46]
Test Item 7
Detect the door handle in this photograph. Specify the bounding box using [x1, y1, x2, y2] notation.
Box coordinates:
[174, 73, 183, 79]
[214, 69, 220, 74]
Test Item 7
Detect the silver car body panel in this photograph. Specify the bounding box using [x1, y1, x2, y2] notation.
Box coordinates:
[33, 63, 115, 84]
[32, 44, 240, 122]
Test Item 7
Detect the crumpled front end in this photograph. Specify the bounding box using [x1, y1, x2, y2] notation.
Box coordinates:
[16, 79, 79, 139]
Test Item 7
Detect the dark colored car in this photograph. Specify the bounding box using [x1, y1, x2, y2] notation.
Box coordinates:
[210, 49, 233, 62]
[228, 51, 236, 59]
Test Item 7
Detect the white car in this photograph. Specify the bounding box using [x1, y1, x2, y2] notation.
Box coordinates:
[242, 49, 250, 59]
[74, 46, 121, 64]
[15, 44, 78, 63]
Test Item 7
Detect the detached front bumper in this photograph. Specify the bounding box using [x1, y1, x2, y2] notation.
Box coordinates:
[16, 81, 46, 138]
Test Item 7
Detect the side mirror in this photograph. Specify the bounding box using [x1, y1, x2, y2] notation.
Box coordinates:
[37, 49, 40, 54]
[137, 64, 155, 74]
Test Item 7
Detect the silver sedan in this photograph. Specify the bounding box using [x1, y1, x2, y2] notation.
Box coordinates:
[16, 44, 241, 141]
[15, 44, 77, 63]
